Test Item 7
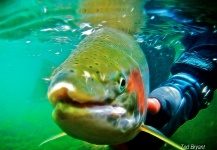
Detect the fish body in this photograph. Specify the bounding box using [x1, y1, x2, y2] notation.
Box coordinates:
[48, 27, 149, 144]
[77, 0, 146, 34]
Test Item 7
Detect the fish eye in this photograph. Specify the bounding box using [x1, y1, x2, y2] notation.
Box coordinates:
[119, 77, 126, 91]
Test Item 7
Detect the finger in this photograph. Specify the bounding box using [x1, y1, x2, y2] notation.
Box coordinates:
[147, 98, 161, 115]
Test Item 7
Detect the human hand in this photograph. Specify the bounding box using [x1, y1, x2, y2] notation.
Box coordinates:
[147, 98, 161, 115]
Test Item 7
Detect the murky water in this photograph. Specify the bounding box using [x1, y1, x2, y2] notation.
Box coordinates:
[0, 0, 216, 150]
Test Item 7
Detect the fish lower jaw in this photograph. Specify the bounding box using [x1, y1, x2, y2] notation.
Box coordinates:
[87, 105, 126, 116]
[54, 100, 126, 117]
[52, 103, 135, 145]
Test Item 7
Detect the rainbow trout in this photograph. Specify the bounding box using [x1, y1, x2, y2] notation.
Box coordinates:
[48, 27, 148, 144]
[46, 0, 184, 149]
[47, 27, 183, 150]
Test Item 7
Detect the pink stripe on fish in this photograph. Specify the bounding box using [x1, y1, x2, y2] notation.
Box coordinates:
[127, 69, 145, 115]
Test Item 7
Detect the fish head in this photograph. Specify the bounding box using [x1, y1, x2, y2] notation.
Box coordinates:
[47, 28, 148, 145]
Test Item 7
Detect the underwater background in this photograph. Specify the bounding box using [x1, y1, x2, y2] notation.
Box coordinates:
[0, 0, 217, 149]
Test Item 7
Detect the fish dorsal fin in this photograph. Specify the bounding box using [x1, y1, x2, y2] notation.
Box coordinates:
[140, 125, 185, 150]
[39, 132, 67, 147]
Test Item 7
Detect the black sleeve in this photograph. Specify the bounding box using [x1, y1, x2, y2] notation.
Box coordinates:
[171, 32, 217, 89]
[149, 73, 203, 136]
[147, 31, 217, 136]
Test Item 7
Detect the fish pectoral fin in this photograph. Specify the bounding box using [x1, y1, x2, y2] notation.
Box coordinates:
[39, 132, 67, 147]
[139, 125, 185, 150]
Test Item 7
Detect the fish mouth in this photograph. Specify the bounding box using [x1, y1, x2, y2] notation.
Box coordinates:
[48, 82, 126, 117]
[48, 84, 132, 145]
[49, 87, 104, 108]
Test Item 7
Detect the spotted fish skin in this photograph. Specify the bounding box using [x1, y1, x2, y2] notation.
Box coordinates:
[77, 0, 146, 34]
[48, 27, 149, 144]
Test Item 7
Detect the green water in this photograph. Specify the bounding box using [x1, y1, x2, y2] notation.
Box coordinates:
[0, 0, 217, 150]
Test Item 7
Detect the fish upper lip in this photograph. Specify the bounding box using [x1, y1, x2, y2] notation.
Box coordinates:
[48, 86, 113, 108]
[49, 91, 106, 108]
[58, 99, 108, 108]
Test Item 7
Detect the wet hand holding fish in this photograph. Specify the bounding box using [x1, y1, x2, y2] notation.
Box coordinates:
[46, 27, 184, 150]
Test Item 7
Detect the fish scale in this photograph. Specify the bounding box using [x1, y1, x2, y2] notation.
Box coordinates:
[55, 27, 148, 82]
[78, 0, 146, 34]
